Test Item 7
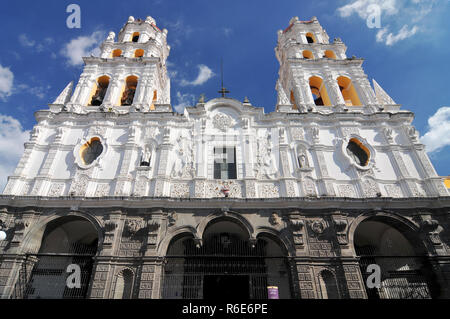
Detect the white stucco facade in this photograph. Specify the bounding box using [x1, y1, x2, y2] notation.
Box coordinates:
[2, 16, 448, 200]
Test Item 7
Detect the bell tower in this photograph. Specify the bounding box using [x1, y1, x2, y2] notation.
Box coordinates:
[65, 15, 171, 113]
[275, 16, 381, 113]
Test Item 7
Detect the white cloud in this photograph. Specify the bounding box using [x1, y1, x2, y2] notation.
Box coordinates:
[18, 34, 36, 48]
[16, 84, 51, 100]
[223, 27, 233, 37]
[337, 0, 398, 19]
[420, 107, 450, 153]
[61, 31, 104, 66]
[19, 34, 54, 53]
[0, 114, 30, 192]
[173, 92, 196, 113]
[337, 0, 436, 46]
[382, 25, 418, 45]
[0, 65, 14, 101]
[180, 65, 214, 86]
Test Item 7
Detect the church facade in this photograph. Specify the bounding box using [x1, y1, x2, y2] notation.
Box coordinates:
[0, 16, 449, 299]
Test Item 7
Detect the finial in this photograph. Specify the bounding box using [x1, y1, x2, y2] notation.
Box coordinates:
[243, 96, 250, 104]
[146, 16, 156, 25]
[198, 94, 205, 104]
[106, 31, 115, 43]
[128, 16, 135, 23]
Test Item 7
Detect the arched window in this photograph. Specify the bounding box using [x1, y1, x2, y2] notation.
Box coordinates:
[337, 76, 361, 106]
[346, 138, 370, 166]
[113, 269, 134, 299]
[131, 32, 140, 43]
[305, 32, 316, 44]
[324, 50, 336, 59]
[309, 76, 331, 106]
[150, 90, 157, 110]
[89, 76, 110, 106]
[134, 49, 144, 58]
[303, 50, 314, 59]
[121, 76, 138, 106]
[112, 49, 122, 58]
[319, 270, 340, 299]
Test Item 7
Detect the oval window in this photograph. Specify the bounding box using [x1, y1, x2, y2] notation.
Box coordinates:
[346, 138, 370, 166]
[80, 138, 104, 165]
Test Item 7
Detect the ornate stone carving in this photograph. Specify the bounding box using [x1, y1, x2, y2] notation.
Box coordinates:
[95, 184, 110, 197]
[134, 178, 148, 197]
[310, 126, 319, 143]
[341, 127, 359, 138]
[309, 220, 326, 234]
[269, 212, 282, 226]
[48, 183, 65, 197]
[259, 183, 280, 198]
[304, 179, 317, 196]
[290, 127, 304, 141]
[171, 183, 190, 198]
[212, 113, 235, 131]
[384, 184, 403, 198]
[104, 220, 117, 232]
[255, 132, 278, 180]
[338, 184, 356, 198]
[69, 174, 89, 196]
[362, 179, 379, 197]
[171, 136, 194, 179]
[167, 212, 177, 227]
[333, 216, 348, 245]
[125, 219, 146, 235]
[383, 127, 394, 143]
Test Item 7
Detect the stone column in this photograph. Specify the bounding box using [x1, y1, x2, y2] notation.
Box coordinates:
[324, 74, 345, 106]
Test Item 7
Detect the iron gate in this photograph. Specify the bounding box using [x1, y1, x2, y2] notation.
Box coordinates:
[162, 234, 293, 299]
[358, 255, 437, 299]
[11, 242, 97, 299]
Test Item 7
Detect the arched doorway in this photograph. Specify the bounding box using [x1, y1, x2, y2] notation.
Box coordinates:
[162, 219, 293, 299]
[354, 216, 440, 299]
[20, 216, 99, 299]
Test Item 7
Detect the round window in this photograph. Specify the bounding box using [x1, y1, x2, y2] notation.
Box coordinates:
[80, 138, 104, 165]
[346, 138, 370, 167]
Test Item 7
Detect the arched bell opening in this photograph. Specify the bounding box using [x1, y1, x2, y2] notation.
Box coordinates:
[162, 219, 293, 300]
[134, 49, 144, 58]
[112, 49, 122, 58]
[88, 75, 110, 106]
[354, 216, 440, 299]
[324, 50, 336, 59]
[19, 216, 99, 299]
[309, 76, 331, 106]
[302, 50, 314, 59]
[337, 76, 361, 106]
[120, 75, 138, 106]
[305, 32, 316, 44]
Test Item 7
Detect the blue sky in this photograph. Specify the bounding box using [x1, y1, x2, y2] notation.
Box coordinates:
[0, 0, 449, 190]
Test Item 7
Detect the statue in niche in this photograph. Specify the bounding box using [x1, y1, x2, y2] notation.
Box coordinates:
[256, 132, 277, 179]
[140, 146, 152, 167]
[171, 136, 193, 178]
[297, 148, 309, 169]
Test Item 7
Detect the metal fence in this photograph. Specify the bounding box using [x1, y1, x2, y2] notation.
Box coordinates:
[162, 235, 293, 299]
[358, 255, 438, 299]
[11, 242, 97, 299]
